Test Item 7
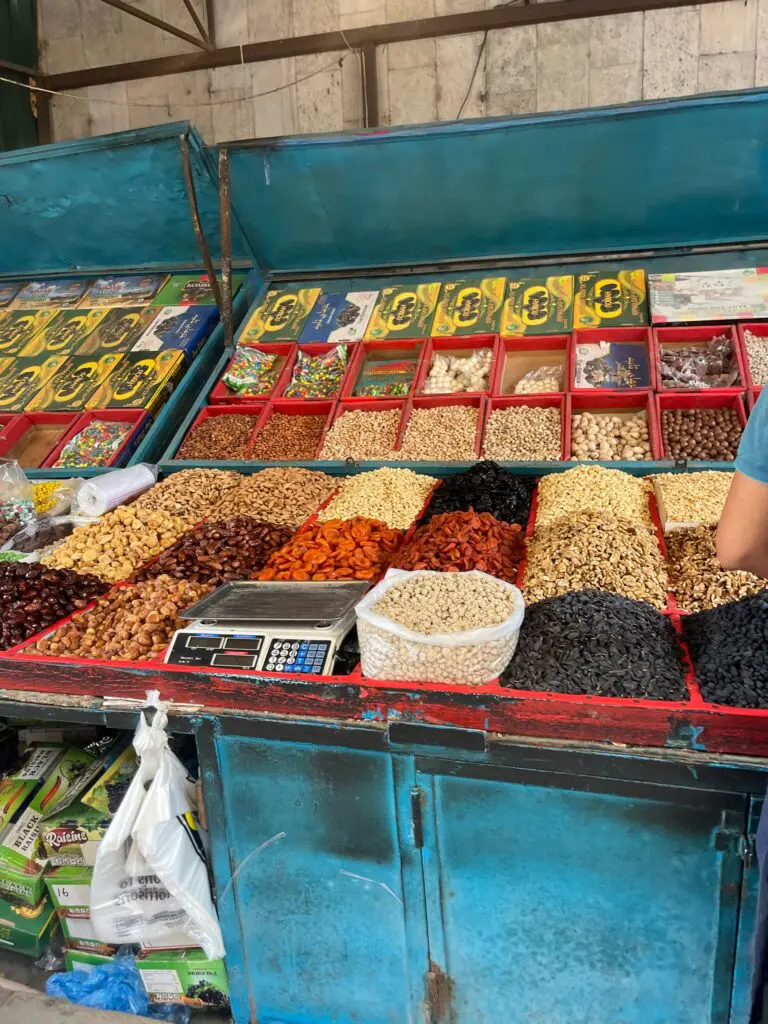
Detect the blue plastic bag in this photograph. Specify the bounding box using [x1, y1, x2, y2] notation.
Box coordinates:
[47, 953, 190, 1023]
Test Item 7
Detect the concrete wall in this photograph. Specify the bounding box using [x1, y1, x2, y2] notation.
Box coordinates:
[39, 0, 768, 143]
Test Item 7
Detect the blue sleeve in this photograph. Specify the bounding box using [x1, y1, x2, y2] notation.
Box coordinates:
[736, 387, 768, 484]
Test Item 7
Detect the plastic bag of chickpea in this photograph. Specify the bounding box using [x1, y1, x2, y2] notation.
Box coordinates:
[355, 568, 525, 685]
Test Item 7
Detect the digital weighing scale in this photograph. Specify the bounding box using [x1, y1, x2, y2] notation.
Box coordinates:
[165, 580, 369, 675]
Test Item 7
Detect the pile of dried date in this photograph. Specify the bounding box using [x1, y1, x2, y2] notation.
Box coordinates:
[133, 517, 294, 587]
[0, 562, 107, 651]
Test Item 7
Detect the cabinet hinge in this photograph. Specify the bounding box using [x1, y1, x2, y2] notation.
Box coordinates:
[715, 826, 754, 868]
[411, 786, 424, 849]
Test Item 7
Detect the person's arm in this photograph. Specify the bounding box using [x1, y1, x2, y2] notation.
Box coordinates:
[717, 388, 768, 576]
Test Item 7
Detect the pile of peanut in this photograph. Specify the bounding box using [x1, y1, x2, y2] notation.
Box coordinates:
[667, 525, 767, 612]
[570, 411, 652, 461]
[42, 505, 191, 582]
[134, 469, 242, 522]
[395, 405, 478, 461]
[524, 511, 668, 608]
[483, 405, 561, 461]
[34, 575, 209, 662]
[224, 467, 336, 526]
[318, 468, 434, 529]
[536, 465, 652, 529]
[359, 572, 522, 684]
[320, 408, 401, 460]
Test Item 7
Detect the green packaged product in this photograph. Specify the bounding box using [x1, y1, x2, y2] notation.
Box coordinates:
[59, 911, 115, 955]
[40, 801, 111, 867]
[137, 949, 230, 1009]
[502, 276, 575, 337]
[431, 277, 506, 337]
[0, 892, 58, 957]
[573, 269, 649, 328]
[45, 864, 92, 916]
[64, 948, 114, 973]
[80, 741, 136, 817]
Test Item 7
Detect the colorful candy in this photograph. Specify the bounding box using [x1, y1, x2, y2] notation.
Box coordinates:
[33, 480, 62, 515]
[284, 345, 348, 398]
[223, 346, 280, 396]
[53, 420, 132, 469]
[355, 358, 418, 398]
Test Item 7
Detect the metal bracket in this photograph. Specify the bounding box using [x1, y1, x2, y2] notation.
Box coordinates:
[179, 133, 224, 322]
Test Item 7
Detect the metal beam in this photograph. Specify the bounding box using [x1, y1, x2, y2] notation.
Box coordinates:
[361, 43, 379, 128]
[45, 0, 730, 91]
[0, 57, 38, 77]
[205, 0, 216, 47]
[96, 0, 212, 52]
[181, 0, 211, 47]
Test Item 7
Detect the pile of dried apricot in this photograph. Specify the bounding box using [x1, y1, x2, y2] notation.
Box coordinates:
[392, 510, 525, 581]
[257, 517, 404, 581]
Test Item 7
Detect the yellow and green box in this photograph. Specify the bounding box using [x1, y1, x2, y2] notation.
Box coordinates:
[76, 307, 159, 355]
[431, 277, 505, 337]
[0, 355, 69, 412]
[573, 268, 649, 328]
[26, 353, 124, 412]
[0, 893, 58, 957]
[502, 276, 574, 337]
[45, 864, 92, 916]
[0, 310, 58, 357]
[365, 282, 442, 341]
[19, 309, 108, 358]
[240, 288, 322, 343]
[86, 350, 186, 414]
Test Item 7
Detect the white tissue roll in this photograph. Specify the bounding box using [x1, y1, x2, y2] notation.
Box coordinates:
[76, 463, 157, 517]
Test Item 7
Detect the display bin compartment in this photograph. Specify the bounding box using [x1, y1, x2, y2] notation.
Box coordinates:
[0, 412, 80, 469]
[277, 343, 354, 401]
[209, 343, 295, 404]
[322, 398, 407, 456]
[483, 394, 567, 461]
[748, 387, 763, 412]
[169, 402, 267, 461]
[248, 399, 337, 460]
[568, 391, 662, 462]
[415, 336, 498, 396]
[492, 335, 569, 396]
[341, 340, 424, 400]
[43, 409, 151, 470]
[656, 390, 747, 461]
[0, 414, 16, 447]
[396, 394, 486, 458]
[737, 322, 768, 390]
[570, 327, 656, 393]
[654, 324, 744, 391]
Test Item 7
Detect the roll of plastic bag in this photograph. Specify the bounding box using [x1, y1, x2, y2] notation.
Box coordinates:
[74, 463, 157, 517]
[90, 692, 224, 959]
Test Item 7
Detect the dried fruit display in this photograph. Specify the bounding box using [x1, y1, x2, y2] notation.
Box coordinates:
[0, 563, 107, 651]
[393, 511, 524, 581]
[257, 516, 403, 581]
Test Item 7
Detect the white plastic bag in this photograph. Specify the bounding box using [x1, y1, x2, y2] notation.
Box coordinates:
[356, 569, 525, 685]
[90, 693, 224, 959]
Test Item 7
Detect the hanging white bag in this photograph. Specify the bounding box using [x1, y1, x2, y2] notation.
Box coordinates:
[90, 693, 224, 959]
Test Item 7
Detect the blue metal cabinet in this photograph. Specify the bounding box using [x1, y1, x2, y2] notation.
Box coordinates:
[416, 764, 745, 1024]
[201, 726, 427, 1024]
[731, 798, 762, 1023]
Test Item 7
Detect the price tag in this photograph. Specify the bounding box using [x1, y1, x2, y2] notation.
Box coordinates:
[53, 883, 91, 908]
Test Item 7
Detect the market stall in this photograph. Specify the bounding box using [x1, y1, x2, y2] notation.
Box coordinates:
[1, 93, 768, 1023]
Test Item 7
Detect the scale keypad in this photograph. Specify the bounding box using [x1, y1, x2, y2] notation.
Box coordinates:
[264, 638, 331, 674]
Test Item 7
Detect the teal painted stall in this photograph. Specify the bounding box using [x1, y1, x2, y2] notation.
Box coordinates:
[2, 92, 768, 1022]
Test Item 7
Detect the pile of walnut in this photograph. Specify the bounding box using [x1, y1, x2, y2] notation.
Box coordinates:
[667, 525, 768, 612]
[34, 575, 210, 662]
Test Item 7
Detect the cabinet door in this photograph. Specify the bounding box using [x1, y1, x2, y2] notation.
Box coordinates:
[202, 730, 425, 1024]
[418, 768, 745, 1024]
[731, 797, 762, 1023]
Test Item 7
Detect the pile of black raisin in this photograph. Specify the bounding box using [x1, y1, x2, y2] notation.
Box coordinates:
[420, 461, 536, 528]
[502, 590, 688, 700]
[186, 981, 229, 1007]
[682, 592, 768, 708]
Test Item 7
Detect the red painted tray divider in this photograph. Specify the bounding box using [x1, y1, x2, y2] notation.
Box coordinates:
[653, 324, 745, 393]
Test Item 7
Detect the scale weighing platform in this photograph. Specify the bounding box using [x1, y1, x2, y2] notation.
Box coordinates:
[165, 580, 369, 675]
